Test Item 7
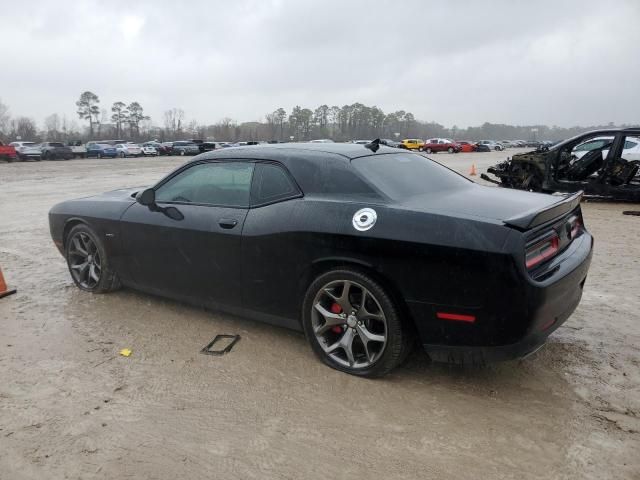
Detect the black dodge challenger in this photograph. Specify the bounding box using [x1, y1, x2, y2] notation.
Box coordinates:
[49, 142, 593, 377]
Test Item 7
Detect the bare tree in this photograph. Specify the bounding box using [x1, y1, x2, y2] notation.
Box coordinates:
[11, 117, 38, 140]
[76, 91, 100, 138]
[44, 113, 61, 140]
[163, 108, 184, 138]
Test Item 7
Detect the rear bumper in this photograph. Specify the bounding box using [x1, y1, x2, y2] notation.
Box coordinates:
[417, 232, 593, 364]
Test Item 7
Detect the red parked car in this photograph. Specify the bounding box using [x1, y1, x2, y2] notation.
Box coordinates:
[423, 138, 461, 154]
[456, 141, 477, 153]
[0, 141, 18, 162]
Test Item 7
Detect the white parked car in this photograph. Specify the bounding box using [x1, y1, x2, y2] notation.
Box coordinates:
[10, 141, 42, 160]
[572, 136, 640, 161]
[115, 143, 143, 157]
[141, 145, 158, 156]
[478, 140, 504, 151]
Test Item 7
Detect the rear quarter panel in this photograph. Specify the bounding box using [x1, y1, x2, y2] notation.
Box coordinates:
[241, 197, 513, 331]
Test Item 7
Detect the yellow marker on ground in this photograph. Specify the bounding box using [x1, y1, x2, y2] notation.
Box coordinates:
[119, 348, 132, 357]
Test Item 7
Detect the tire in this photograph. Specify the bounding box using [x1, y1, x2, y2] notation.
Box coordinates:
[97, 153, 102, 159]
[302, 268, 412, 377]
[448, 147, 454, 153]
[65, 224, 121, 293]
[120, 152, 126, 158]
[41, 151, 49, 160]
[179, 150, 185, 156]
[425, 148, 432, 154]
[418, 147, 424, 152]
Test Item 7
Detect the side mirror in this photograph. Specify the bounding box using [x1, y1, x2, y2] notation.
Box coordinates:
[136, 188, 156, 207]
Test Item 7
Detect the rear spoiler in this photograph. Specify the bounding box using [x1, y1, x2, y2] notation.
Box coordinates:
[504, 191, 583, 230]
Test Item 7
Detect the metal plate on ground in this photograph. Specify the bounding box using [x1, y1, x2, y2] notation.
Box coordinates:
[200, 334, 241, 356]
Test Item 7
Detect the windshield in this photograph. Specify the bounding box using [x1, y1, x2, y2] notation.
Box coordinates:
[352, 153, 470, 201]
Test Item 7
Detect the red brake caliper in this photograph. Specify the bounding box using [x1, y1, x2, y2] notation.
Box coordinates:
[330, 303, 343, 333]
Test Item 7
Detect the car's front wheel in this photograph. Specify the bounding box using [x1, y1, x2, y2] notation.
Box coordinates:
[302, 269, 412, 377]
[65, 224, 121, 293]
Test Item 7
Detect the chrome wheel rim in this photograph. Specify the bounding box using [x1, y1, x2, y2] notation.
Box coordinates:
[311, 280, 387, 369]
[68, 232, 101, 289]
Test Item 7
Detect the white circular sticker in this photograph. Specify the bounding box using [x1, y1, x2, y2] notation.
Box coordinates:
[352, 208, 377, 231]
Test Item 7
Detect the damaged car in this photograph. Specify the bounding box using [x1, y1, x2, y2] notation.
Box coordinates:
[483, 128, 640, 201]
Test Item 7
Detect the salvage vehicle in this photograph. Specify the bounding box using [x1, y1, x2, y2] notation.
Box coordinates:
[115, 143, 143, 158]
[143, 141, 172, 156]
[141, 144, 159, 156]
[10, 141, 42, 160]
[423, 138, 461, 154]
[483, 128, 640, 201]
[379, 138, 401, 148]
[67, 140, 87, 158]
[478, 140, 504, 151]
[40, 142, 74, 160]
[0, 141, 18, 162]
[86, 143, 118, 159]
[399, 138, 425, 151]
[49, 142, 593, 377]
[456, 141, 477, 153]
[171, 141, 201, 156]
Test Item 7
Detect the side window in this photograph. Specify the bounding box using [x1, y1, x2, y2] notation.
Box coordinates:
[251, 163, 299, 205]
[321, 158, 380, 198]
[155, 162, 254, 207]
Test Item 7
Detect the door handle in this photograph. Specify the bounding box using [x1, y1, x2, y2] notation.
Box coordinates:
[219, 218, 238, 229]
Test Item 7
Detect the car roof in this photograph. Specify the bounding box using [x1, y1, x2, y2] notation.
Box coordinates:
[194, 142, 401, 163]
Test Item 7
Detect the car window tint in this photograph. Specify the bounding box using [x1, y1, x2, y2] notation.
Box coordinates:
[156, 162, 254, 207]
[251, 163, 299, 205]
[321, 158, 380, 198]
[352, 153, 469, 200]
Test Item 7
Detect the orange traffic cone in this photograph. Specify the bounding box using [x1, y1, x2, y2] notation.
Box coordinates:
[0, 266, 17, 299]
[469, 163, 477, 176]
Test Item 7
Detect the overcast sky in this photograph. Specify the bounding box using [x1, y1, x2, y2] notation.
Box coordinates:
[1, 0, 638, 128]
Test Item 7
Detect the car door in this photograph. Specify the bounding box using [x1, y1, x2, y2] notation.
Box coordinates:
[119, 160, 254, 308]
[241, 161, 304, 326]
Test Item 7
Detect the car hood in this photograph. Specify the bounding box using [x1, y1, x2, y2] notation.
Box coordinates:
[399, 184, 568, 227]
[79, 187, 143, 202]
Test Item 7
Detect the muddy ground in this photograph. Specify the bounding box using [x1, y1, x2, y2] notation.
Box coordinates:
[0, 149, 638, 479]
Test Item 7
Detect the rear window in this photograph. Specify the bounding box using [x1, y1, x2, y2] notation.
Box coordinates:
[50, 142, 64, 147]
[352, 153, 470, 201]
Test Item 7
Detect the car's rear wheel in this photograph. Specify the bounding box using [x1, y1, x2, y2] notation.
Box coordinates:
[302, 269, 412, 377]
[425, 148, 432, 154]
[65, 224, 121, 293]
[120, 152, 126, 158]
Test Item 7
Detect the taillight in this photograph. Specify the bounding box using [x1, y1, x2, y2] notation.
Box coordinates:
[526, 232, 560, 270]
[568, 215, 582, 239]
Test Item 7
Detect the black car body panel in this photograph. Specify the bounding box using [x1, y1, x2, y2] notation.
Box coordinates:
[483, 128, 640, 201]
[49, 144, 593, 364]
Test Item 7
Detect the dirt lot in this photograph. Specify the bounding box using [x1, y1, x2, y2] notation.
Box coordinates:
[0, 149, 638, 479]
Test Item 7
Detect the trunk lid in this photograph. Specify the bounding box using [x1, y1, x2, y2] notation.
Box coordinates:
[401, 184, 580, 229]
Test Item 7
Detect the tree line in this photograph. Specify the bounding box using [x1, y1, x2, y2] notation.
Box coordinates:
[0, 94, 636, 144]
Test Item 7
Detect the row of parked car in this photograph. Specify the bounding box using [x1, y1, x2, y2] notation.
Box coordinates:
[1, 136, 552, 163]
[361, 138, 549, 153]
[1, 139, 240, 161]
